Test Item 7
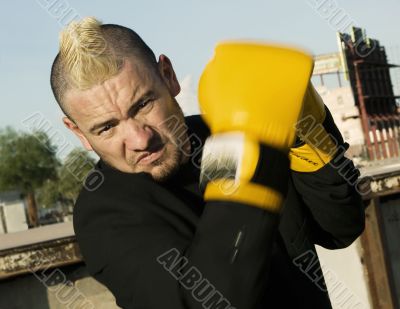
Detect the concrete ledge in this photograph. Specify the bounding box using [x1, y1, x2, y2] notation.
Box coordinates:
[0, 222, 75, 251]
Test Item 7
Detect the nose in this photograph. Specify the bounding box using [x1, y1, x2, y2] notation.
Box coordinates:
[123, 119, 155, 152]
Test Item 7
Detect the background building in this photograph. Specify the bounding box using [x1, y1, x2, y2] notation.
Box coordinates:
[313, 27, 400, 309]
[0, 191, 29, 234]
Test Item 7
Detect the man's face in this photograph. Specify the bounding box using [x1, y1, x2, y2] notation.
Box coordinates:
[63, 56, 191, 181]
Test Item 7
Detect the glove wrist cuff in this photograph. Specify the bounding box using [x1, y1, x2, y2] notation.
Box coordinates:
[200, 132, 290, 207]
[204, 180, 283, 212]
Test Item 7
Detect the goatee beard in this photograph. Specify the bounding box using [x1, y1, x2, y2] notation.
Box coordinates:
[150, 144, 183, 182]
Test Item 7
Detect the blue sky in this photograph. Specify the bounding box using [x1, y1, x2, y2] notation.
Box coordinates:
[1, 0, 400, 156]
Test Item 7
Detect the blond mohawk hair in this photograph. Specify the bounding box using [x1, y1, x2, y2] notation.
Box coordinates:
[59, 17, 122, 90]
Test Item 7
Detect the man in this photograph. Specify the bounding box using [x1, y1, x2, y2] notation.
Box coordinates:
[50, 17, 365, 308]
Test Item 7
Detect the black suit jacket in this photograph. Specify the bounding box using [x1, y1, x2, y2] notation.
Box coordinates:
[73, 115, 365, 309]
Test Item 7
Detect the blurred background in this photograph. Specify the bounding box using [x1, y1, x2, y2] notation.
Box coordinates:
[1, 1, 400, 308]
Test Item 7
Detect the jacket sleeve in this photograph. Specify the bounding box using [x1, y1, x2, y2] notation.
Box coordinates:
[290, 154, 365, 249]
[74, 174, 279, 309]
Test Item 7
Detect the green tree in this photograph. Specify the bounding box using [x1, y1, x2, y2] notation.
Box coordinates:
[0, 128, 60, 227]
[36, 179, 62, 209]
[36, 148, 97, 211]
[59, 148, 97, 205]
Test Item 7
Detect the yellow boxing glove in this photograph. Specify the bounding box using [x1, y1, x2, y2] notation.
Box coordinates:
[289, 82, 345, 172]
[199, 42, 313, 211]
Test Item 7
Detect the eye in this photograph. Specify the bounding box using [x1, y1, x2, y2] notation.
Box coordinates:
[137, 98, 155, 113]
[99, 124, 114, 135]
[127, 97, 156, 119]
[138, 99, 153, 111]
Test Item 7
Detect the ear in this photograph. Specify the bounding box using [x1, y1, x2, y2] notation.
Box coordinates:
[63, 117, 93, 151]
[157, 54, 181, 97]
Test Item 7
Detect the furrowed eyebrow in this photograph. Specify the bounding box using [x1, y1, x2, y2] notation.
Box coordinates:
[88, 90, 156, 134]
[89, 118, 119, 134]
[127, 90, 156, 117]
